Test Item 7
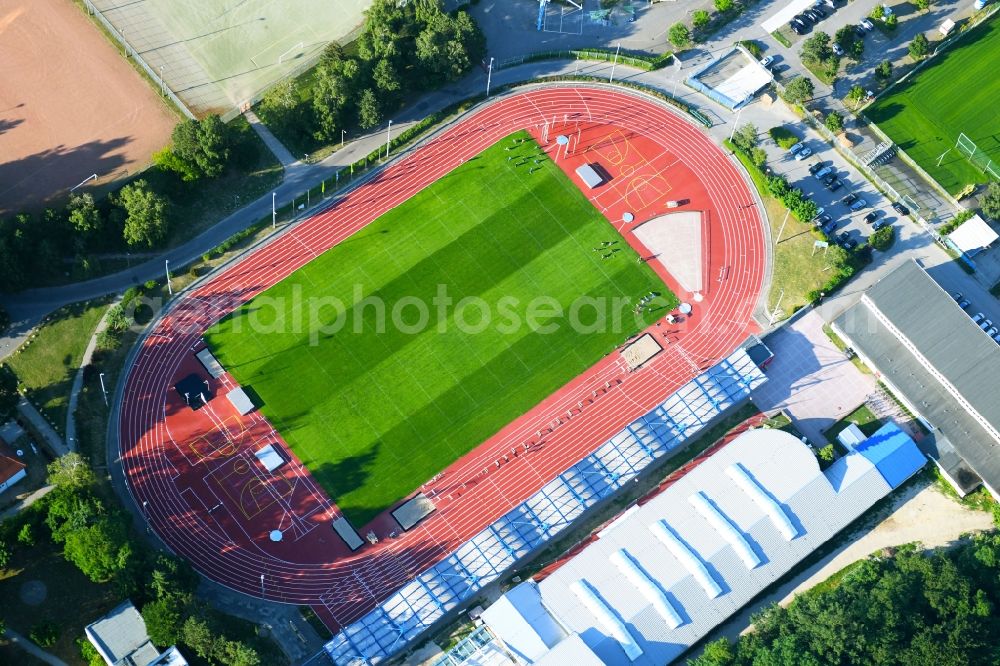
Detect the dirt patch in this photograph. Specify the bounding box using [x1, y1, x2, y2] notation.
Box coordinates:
[0, 0, 176, 216]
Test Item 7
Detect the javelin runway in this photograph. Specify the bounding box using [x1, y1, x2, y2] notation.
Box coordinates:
[116, 85, 766, 631]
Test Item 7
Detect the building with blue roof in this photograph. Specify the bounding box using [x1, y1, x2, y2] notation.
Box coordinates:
[856, 422, 928, 490]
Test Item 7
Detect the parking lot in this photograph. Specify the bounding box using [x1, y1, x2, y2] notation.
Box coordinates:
[759, 122, 902, 250]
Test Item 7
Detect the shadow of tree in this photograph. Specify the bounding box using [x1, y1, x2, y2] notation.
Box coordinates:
[0, 136, 133, 217]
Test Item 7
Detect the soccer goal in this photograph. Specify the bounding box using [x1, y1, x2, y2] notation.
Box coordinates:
[956, 132, 1000, 180]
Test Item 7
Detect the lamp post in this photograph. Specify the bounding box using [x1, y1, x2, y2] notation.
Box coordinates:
[486, 57, 495, 97]
[386, 120, 392, 159]
[271, 192, 276, 229]
[165, 259, 172, 295]
[609, 43, 621, 83]
[99, 372, 108, 406]
[729, 106, 744, 143]
[341, 129, 346, 148]
[260, 574, 265, 598]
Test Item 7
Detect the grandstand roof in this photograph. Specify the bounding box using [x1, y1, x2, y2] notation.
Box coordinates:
[485, 426, 924, 665]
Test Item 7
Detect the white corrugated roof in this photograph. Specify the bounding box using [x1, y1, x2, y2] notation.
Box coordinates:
[948, 214, 998, 254]
[489, 427, 901, 665]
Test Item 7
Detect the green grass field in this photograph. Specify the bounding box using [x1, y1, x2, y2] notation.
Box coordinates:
[866, 16, 1000, 195]
[206, 132, 675, 526]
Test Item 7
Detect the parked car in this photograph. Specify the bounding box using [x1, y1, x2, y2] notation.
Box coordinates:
[959, 299, 971, 310]
[826, 179, 843, 192]
[850, 197, 868, 211]
[791, 20, 807, 34]
[822, 218, 839, 234]
[806, 8, 825, 21]
[993, 332, 1000, 344]
[815, 166, 834, 179]
[973, 312, 986, 325]
[809, 162, 825, 175]
[814, 213, 833, 228]
[842, 192, 858, 206]
[789, 142, 806, 155]
[838, 231, 857, 249]
[797, 13, 815, 25]
[832, 43, 844, 56]
[795, 146, 813, 160]
[952, 292, 963, 301]
[988, 326, 998, 338]
[814, 206, 826, 219]
[892, 201, 910, 216]
[863, 211, 879, 225]
[760, 55, 774, 67]
[980, 319, 993, 331]
[853, 24, 867, 37]
[860, 18, 874, 30]
[872, 218, 889, 230]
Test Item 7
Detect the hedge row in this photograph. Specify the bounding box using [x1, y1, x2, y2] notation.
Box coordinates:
[499, 48, 673, 72]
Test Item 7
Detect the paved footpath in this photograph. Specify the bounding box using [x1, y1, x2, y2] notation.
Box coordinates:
[2, 628, 68, 666]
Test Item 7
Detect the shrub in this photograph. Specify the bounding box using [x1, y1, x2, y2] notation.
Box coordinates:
[714, 0, 734, 12]
[668, 22, 691, 48]
[768, 126, 800, 149]
[818, 443, 836, 466]
[825, 111, 844, 134]
[30, 622, 59, 648]
[875, 59, 892, 81]
[869, 225, 895, 251]
[693, 10, 711, 30]
[781, 75, 815, 104]
[909, 33, 930, 60]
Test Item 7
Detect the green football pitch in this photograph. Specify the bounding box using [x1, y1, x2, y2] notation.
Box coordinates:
[206, 132, 676, 527]
[866, 16, 1000, 195]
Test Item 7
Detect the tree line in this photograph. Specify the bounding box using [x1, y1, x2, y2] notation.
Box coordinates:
[691, 512, 1000, 665]
[257, 0, 485, 151]
[0, 115, 255, 293]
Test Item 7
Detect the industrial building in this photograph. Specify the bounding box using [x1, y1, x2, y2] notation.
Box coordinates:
[834, 260, 1000, 498]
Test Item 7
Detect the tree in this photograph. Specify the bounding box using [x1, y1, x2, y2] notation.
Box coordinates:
[47, 452, 97, 490]
[875, 59, 892, 80]
[782, 75, 815, 104]
[17, 523, 35, 546]
[869, 225, 895, 251]
[909, 32, 930, 60]
[216, 639, 261, 666]
[357, 89, 382, 129]
[732, 123, 759, 153]
[167, 116, 231, 180]
[750, 147, 767, 169]
[67, 193, 101, 235]
[825, 111, 845, 134]
[0, 368, 18, 422]
[373, 58, 401, 94]
[0, 539, 10, 569]
[689, 637, 736, 665]
[117, 180, 168, 248]
[668, 22, 690, 48]
[143, 599, 183, 647]
[714, 0, 734, 12]
[801, 32, 833, 64]
[181, 617, 216, 660]
[311, 53, 360, 141]
[692, 10, 711, 29]
[915, 0, 931, 11]
[845, 84, 867, 109]
[982, 181, 1000, 220]
[62, 516, 132, 583]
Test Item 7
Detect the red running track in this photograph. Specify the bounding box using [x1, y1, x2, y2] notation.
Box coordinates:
[117, 86, 766, 632]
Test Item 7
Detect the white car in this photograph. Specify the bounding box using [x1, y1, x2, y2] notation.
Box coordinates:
[759, 55, 774, 67]
[832, 43, 844, 56]
[795, 146, 813, 160]
[972, 312, 985, 325]
[860, 17, 874, 30]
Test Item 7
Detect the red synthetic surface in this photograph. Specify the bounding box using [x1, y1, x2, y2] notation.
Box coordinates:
[117, 86, 766, 632]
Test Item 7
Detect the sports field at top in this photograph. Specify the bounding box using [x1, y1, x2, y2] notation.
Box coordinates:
[866, 15, 1000, 195]
[206, 132, 676, 527]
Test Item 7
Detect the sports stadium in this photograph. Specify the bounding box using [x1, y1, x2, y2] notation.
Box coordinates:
[115, 84, 768, 662]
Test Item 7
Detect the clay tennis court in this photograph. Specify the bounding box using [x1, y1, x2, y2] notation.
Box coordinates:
[0, 0, 176, 215]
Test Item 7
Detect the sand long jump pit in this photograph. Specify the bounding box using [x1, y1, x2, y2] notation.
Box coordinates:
[0, 0, 176, 216]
